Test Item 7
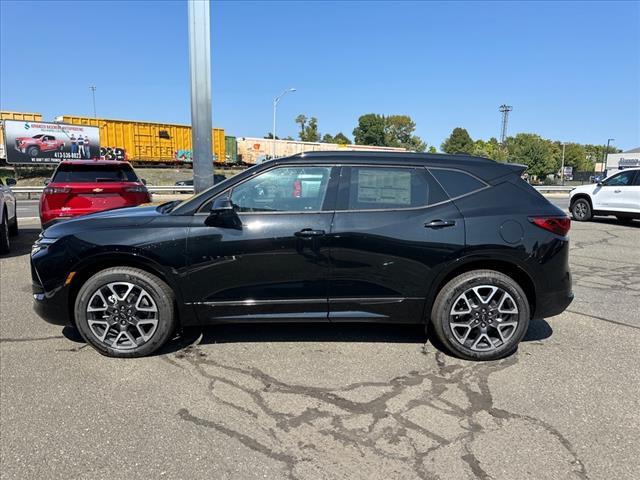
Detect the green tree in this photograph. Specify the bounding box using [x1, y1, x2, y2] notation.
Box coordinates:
[333, 132, 351, 145]
[441, 128, 474, 154]
[353, 114, 387, 146]
[428, 146, 437, 153]
[353, 113, 425, 151]
[384, 115, 427, 152]
[295, 114, 307, 140]
[505, 133, 556, 179]
[264, 132, 279, 139]
[322, 133, 335, 143]
[301, 117, 319, 142]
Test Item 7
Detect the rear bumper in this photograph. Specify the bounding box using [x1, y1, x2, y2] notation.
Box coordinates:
[534, 289, 574, 319]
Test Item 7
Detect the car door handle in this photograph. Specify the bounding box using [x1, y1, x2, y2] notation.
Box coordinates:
[424, 219, 456, 229]
[614, 189, 622, 193]
[295, 228, 326, 238]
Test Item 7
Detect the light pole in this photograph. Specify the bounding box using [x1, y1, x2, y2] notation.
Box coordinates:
[602, 138, 614, 175]
[89, 86, 97, 118]
[560, 142, 566, 186]
[272, 88, 296, 159]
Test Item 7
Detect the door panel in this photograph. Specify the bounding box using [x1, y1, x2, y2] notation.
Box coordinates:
[184, 165, 337, 323]
[185, 213, 334, 322]
[328, 166, 465, 323]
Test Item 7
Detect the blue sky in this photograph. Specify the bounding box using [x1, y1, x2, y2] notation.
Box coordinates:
[1, 0, 638, 150]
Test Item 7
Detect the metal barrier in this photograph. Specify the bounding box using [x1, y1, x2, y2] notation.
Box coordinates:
[11, 185, 572, 199]
[11, 185, 195, 199]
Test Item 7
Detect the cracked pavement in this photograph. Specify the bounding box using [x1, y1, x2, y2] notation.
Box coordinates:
[1, 215, 639, 479]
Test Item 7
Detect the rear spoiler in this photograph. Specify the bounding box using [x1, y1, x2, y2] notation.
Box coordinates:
[486, 162, 527, 184]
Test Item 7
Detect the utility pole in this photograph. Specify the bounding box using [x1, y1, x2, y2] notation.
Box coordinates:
[89, 86, 97, 119]
[560, 142, 566, 186]
[499, 104, 513, 143]
[272, 88, 296, 159]
[602, 138, 614, 176]
[188, 0, 214, 193]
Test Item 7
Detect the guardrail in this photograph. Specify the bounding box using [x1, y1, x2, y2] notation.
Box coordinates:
[11, 185, 573, 198]
[11, 185, 195, 199]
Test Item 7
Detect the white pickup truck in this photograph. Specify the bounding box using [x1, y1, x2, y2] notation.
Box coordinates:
[0, 177, 18, 254]
[569, 167, 640, 223]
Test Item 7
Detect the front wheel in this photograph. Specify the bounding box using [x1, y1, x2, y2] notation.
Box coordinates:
[571, 198, 592, 221]
[27, 146, 40, 157]
[74, 267, 176, 357]
[430, 270, 530, 361]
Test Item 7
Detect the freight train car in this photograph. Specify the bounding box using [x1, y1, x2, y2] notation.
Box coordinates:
[236, 137, 407, 164]
[55, 115, 225, 166]
[0, 111, 43, 160]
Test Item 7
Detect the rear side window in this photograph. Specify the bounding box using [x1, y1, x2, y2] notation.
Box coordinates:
[429, 168, 486, 198]
[341, 167, 447, 210]
[52, 164, 138, 183]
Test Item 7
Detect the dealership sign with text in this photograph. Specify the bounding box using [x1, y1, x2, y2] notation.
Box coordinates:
[2, 120, 100, 164]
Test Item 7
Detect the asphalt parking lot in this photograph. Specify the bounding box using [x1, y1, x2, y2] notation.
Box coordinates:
[1, 202, 639, 479]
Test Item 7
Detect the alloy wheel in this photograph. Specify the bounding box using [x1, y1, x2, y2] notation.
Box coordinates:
[449, 285, 519, 352]
[573, 201, 588, 220]
[86, 282, 159, 351]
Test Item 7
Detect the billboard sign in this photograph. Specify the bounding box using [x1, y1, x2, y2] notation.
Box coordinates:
[562, 166, 573, 181]
[2, 120, 100, 164]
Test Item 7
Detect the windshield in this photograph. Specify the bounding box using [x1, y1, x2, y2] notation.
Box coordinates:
[52, 164, 139, 183]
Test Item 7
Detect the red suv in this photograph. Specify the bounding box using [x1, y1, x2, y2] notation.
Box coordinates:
[40, 160, 151, 228]
[16, 134, 65, 157]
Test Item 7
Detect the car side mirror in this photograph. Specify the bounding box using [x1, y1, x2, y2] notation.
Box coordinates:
[141, 178, 147, 185]
[596, 181, 603, 187]
[5, 178, 16, 186]
[205, 197, 241, 229]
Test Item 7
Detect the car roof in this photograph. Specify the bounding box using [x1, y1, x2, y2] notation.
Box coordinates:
[269, 151, 523, 182]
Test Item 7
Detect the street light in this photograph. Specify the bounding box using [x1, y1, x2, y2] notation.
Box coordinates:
[602, 138, 614, 175]
[560, 142, 566, 186]
[272, 88, 296, 159]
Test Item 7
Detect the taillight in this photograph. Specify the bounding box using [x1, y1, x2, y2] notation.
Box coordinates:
[43, 187, 71, 194]
[529, 216, 571, 236]
[124, 186, 148, 193]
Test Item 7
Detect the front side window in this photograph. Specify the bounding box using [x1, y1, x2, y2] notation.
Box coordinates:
[230, 166, 331, 212]
[602, 170, 636, 187]
[343, 167, 447, 210]
[429, 168, 486, 199]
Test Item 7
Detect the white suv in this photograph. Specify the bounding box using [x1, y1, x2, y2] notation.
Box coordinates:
[569, 167, 640, 223]
[0, 177, 19, 253]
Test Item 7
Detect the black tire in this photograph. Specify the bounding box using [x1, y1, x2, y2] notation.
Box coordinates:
[0, 210, 9, 254]
[27, 146, 40, 157]
[74, 267, 176, 358]
[571, 198, 592, 221]
[616, 216, 633, 224]
[430, 270, 530, 361]
[8, 210, 18, 236]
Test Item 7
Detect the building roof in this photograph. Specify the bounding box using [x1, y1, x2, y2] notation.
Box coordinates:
[624, 147, 640, 153]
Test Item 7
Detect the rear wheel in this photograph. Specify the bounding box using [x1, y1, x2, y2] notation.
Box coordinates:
[571, 198, 592, 221]
[74, 267, 176, 358]
[27, 146, 39, 157]
[0, 210, 9, 254]
[430, 270, 530, 361]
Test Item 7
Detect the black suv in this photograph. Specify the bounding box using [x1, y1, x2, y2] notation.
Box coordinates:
[31, 152, 572, 360]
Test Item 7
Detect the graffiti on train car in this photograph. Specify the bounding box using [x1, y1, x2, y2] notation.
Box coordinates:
[100, 147, 126, 161]
[175, 149, 193, 162]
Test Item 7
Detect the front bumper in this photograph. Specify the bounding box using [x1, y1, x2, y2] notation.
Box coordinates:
[31, 260, 73, 326]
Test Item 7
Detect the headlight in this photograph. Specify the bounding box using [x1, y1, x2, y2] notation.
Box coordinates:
[31, 236, 58, 255]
